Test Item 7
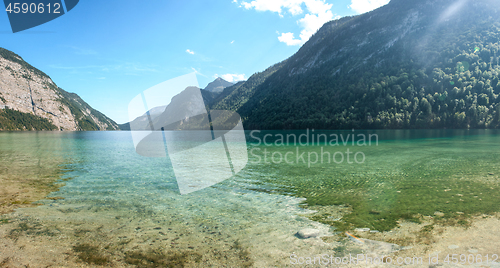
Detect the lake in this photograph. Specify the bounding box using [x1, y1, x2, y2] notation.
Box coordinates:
[0, 130, 499, 266]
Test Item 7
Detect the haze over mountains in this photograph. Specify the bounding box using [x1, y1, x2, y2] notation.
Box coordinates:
[119, 77, 234, 130]
[0, 48, 118, 131]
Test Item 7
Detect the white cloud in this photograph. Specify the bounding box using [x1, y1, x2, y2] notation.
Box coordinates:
[241, 0, 305, 16]
[231, 40, 235, 44]
[349, 0, 389, 14]
[278, 32, 303, 46]
[215, 73, 246, 83]
[241, 0, 335, 46]
[186, 49, 195, 55]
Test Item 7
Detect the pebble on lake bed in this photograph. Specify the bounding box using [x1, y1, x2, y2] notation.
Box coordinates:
[297, 229, 320, 239]
[434, 212, 445, 217]
[448, 245, 459, 249]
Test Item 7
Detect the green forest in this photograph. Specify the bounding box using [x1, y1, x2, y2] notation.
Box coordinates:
[0, 108, 57, 131]
[210, 0, 500, 130]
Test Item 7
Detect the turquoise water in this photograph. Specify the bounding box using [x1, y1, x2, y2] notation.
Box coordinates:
[1, 130, 500, 266]
[245, 130, 500, 232]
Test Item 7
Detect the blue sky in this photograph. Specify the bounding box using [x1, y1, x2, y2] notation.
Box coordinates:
[0, 0, 389, 124]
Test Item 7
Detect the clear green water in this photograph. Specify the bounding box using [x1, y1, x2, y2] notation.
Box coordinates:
[0, 130, 499, 265]
[244, 130, 500, 231]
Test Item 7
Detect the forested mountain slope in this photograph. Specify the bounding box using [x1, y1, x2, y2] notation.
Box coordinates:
[210, 0, 500, 129]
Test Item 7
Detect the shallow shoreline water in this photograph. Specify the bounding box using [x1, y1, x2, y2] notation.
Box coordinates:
[0, 130, 499, 267]
[0, 132, 67, 215]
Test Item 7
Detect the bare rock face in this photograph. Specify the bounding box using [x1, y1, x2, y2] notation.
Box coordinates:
[0, 48, 118, 131]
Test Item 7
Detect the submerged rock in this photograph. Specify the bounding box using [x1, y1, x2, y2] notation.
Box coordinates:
[297, 229, 320, 239]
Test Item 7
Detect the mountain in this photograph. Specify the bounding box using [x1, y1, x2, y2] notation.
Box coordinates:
[210, 61, 287, 113]
[202, 77, 233, 93]
[210, 0, 500, 129]
[0, 48, 119, 131]
[120, 78, 231, 130]
[126, 86, 202, 131]
[122, 87, 216, 131]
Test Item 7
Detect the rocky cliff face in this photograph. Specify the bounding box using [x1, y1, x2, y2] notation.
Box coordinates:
[0, 48, 118, 131]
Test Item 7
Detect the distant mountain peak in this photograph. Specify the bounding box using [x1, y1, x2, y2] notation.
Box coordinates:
[203, 77, 234, 93]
